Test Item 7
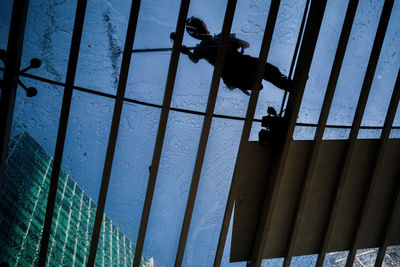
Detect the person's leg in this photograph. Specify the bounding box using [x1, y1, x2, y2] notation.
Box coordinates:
[263, 62, 292, 91]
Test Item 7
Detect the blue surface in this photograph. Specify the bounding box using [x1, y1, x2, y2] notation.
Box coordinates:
[1, 0, 400, 266]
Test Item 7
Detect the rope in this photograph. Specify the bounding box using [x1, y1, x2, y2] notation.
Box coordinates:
[279, 0, 311, 116]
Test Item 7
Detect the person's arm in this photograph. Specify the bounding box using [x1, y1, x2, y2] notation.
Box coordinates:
[181, 45, 200, 63]
[170, 32, 201, 63]
[235, 38, 250, 49]
[229, 33, 250, 53]
[234, 37, 250, 54]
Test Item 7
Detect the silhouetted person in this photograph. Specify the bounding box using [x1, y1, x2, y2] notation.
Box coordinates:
[258, 106, 288, 145]
[171, 17, 293, 95]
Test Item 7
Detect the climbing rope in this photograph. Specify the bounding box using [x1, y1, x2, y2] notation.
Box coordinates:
[279, 0, 311, 116]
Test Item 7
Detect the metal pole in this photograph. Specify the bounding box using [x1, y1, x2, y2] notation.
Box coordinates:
[132, 45, 218, 53]
[279, 0, 310, 116]
[132, 0, 191, 265]
[213, 0, 281, 266]
[280, 0, 359, 265]
[344, 3, 395, 265]
[286, 0, 360, 264]
[248, 0, 328, 265]
[37, 0, 88, 265]
[174, 0, 238, 265]
[86, 0, 142, 266]
[0, 0, 29, 190]
[313, 1, 394, 266]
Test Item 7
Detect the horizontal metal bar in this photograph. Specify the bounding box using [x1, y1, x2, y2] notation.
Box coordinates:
[295, 122, 400, 130]
[133, 47, 174, 53]
[132, 45, 219, 53]
[8, 69, 400, 131]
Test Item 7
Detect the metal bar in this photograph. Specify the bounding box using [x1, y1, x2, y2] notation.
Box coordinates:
[283, 0, 360, 265]
[374, 116, 400, 267]
[133, 47, 173, 53]
[175, 0, 237, 267]
[7, 69, 400, 130]
[279, 0, 310, 116]
[375, 249, 388, 267]
[37, 0, 88, 266]
[174, 1, 238, 266]
[313, 4, 360, 267]
[282, 4, 331, 267]
[86, 0, 142, 266]
[344, 2, 395, 263]
[213, 0, 282, 266]
[0, 0, 29, 190]
[132, 45, 219, 53]
[132, 0, 191, 266]
[288, 0, 360, 265]
[295, 122, 400, 130]
[311, 1, 394, 267]
[249, 1, 328, 266]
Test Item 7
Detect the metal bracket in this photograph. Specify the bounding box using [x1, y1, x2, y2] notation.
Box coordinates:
[0, 49, 41, 97]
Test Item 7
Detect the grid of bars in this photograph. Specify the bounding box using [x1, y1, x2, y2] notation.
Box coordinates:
[1, 0, 399, 267]
[249, 0, 329, 265]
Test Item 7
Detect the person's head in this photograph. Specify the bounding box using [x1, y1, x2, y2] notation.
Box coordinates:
[185, 16, 210, 40]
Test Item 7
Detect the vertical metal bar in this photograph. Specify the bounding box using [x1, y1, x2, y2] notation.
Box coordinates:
[374, 118, 400, 267]
[173, 1, 238, 266]
[132, 0, 191, 266]
[213, 1, 281, 266]
[313, 4, 360, 267]
[280, 0, 360, 265]
[310, 1, 394, 267]
[344, 3, 396, 261]
[375, 248, 388, 266]
[37, 1, 88, 266]
[0, 0, 29, 188]
[86, 0, 142, 266]
[345, 2, 395, 265]
[248, 1, 328, 266]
